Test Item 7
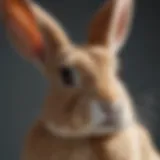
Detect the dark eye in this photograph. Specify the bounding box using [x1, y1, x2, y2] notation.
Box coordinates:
[59, 67, 80, 86]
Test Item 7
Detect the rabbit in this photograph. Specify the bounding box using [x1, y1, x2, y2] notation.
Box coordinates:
[1, 0, 160, 159]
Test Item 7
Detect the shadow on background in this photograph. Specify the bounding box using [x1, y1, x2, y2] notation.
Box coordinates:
[0, 0, 160, 159]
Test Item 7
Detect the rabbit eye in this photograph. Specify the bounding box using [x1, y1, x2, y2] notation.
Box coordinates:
[59, 67, 81, 87]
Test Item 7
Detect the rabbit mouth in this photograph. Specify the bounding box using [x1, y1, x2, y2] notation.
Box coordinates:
[89, 100, 123, 130]
[88, 99, 134, 135]
[45, 98, 134, 138]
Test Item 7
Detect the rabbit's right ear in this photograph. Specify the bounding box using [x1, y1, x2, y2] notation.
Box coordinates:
[2, 0, 70, 63]
[87, 0, 134, 54]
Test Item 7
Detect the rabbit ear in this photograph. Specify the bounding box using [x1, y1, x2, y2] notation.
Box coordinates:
[3, 0, 45, 61]
[87, 0, 134, 53]
[31, 3, 71, 55]
[3, 0, 70, 62]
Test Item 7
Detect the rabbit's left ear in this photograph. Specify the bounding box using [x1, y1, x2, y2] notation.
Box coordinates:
[87, 0, 134, 53]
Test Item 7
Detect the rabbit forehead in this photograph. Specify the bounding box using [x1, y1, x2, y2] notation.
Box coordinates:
[58, 45, 115, 69]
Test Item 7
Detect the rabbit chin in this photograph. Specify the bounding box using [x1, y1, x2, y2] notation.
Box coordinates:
[44, 100, 135, 138]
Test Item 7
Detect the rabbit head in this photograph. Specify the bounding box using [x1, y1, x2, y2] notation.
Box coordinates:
[3, 0, 135, 137]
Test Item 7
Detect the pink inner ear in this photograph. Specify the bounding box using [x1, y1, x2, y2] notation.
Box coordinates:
[116, 4, 129, 42]
[6, 3, 45, 60]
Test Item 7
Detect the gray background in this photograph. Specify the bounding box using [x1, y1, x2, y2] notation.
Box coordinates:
[0, 0, 160, 159]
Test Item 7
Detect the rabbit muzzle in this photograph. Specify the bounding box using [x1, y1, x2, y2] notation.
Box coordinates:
[88, 99, 134, 135]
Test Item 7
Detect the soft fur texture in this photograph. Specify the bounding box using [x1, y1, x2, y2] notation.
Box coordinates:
[2, 0, 160, 159]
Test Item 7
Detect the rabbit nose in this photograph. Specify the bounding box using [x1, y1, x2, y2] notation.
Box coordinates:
[90, 100, 122, 126]
[99, 100, 121, 114]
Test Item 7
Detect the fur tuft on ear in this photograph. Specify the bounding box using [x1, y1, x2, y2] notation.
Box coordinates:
[87, 0, 134, 53]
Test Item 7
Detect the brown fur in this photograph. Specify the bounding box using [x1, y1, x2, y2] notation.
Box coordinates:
[1, 0, 160, 159]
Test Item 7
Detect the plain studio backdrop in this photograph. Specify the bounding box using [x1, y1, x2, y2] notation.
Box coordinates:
[0, 0, 160, 159]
